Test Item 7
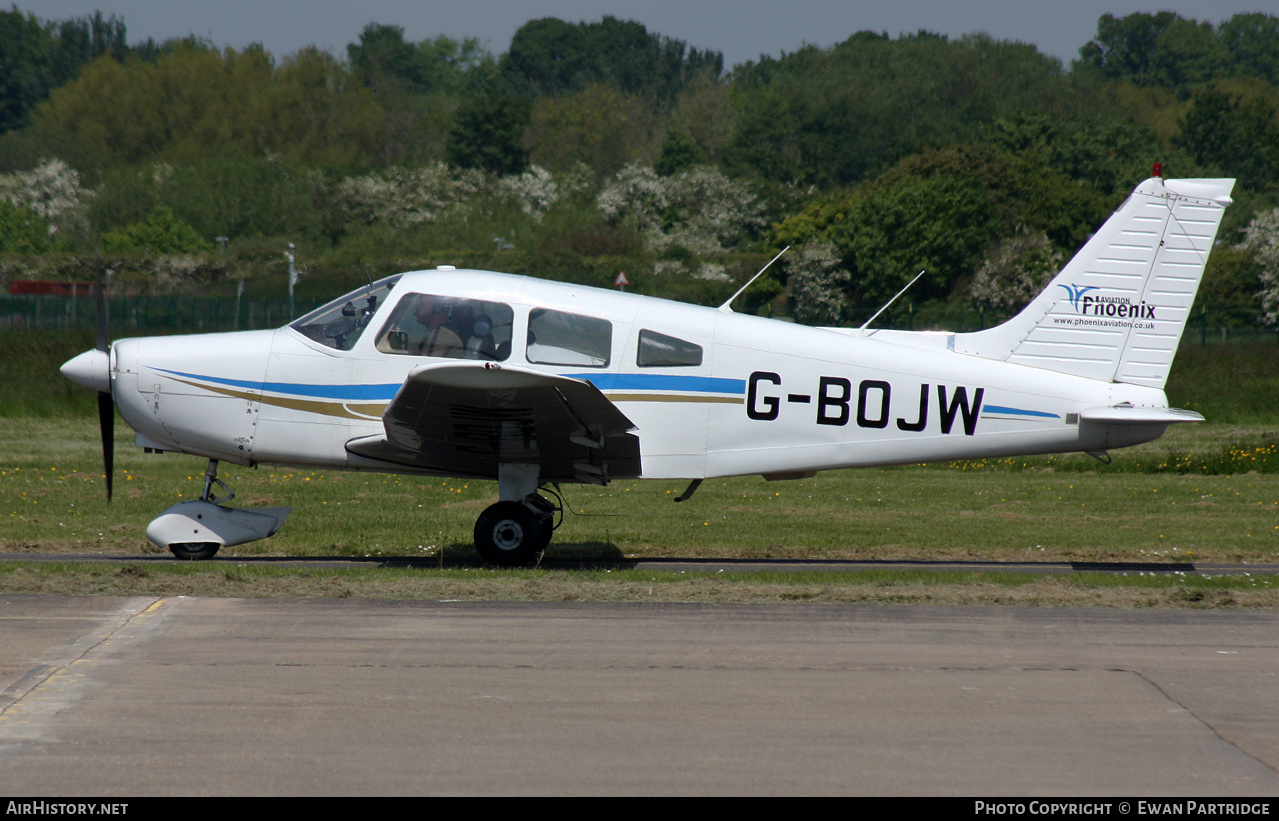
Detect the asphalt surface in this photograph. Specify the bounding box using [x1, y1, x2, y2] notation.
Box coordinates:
[1, 595, 1278, 795]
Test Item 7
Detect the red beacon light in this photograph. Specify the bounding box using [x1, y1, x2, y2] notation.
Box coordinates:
[1152, 162, 1163, 178]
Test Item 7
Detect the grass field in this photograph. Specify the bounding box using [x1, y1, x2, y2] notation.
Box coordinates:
[3, 417, 1279, 562]
[3, 333, 1278, 606]
[2, 417, 1278, 606]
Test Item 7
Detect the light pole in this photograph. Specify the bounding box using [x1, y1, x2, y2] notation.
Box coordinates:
[285, 242, 300, 319]
[217, 236, 240, 330]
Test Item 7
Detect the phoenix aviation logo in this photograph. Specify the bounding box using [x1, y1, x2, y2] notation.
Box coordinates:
[1058, 284, 1156, 319]
[1057, 283, 1097, 312]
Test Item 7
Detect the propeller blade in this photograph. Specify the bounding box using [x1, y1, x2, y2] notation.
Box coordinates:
[94, 238, 112, 501]
[98, 391, 114, 502]
[94, 241, 107, 352]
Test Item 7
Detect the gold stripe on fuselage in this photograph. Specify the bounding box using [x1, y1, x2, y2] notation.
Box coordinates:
[605, 393, 743, 404]
[166, 376, 387, 420]
[166, 376, 740, 420]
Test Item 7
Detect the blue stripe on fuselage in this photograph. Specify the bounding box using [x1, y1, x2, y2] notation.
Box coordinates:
[566, 373, 745, 394]
[983, 405, 1060, 419]
[153, 369, 401, 401]
[154, 368, 745, 400]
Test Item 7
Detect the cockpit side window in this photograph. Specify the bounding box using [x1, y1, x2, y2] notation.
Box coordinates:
[290, 276, 400, 351]
[637, 330, 703, 367]
[526, 309, 612, 367]
[375, 293, 513, 361]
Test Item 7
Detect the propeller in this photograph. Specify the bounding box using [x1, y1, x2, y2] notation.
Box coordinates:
[94, 247, 113, 501]
[60, 245, 114, 501]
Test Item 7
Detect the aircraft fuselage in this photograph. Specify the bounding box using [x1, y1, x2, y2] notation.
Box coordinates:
[107, 269, 1167, 482]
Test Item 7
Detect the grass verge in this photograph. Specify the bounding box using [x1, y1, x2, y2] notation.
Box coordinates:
[1, 563, 1276, 608]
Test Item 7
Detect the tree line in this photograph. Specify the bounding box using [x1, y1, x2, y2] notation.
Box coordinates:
[0, 9, 1277, 330]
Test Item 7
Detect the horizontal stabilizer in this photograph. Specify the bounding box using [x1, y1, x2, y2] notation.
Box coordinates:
[1079, 406, 1204, 425]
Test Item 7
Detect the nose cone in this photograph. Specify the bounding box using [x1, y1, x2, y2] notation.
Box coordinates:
[61, 348, 111, 393]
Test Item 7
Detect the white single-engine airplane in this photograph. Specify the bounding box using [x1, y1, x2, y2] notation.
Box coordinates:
[61, 174, 1234, 565]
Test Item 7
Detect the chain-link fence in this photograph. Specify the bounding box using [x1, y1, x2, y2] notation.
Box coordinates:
[853, 302, 1279, 346]
[1184, 307, 1279, 345]
[3, 292, 1277, 346]
[0, 294, 326, 334]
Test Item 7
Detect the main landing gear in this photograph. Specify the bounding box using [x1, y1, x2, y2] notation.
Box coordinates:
[473, 464, 560, 566]
[145, 460, 292, 560]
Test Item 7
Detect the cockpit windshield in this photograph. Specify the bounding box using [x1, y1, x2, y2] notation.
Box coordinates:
[290, 276, 401, 351]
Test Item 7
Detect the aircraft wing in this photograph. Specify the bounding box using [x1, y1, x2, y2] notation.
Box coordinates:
[346, 362, 641, 483]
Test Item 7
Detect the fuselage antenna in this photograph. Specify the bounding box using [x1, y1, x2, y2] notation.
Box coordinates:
[717, 246, 789, 313]
[858, 269, 925, 332]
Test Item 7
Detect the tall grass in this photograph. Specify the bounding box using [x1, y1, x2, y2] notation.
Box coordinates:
[1165, 341, 1279, 424]
[0, 329, 97, 417]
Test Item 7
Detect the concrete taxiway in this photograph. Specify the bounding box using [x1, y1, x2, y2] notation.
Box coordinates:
[1, 595, 1277, 795]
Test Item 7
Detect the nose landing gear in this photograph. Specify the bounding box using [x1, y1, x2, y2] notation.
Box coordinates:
[146, 460, 292, 560]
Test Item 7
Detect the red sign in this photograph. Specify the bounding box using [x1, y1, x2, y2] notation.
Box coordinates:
[7, 281, 97, 297]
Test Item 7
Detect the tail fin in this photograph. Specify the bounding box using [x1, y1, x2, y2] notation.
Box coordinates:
[955, 177, 1234, 389]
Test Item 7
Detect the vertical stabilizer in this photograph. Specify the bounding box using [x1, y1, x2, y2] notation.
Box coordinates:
[954, 177, 1234, 388]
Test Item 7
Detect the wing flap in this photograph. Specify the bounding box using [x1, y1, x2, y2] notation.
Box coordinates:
[347, 362, 641, 482]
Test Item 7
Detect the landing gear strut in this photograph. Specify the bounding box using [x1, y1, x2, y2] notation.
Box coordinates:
[199, 459, 235, 504]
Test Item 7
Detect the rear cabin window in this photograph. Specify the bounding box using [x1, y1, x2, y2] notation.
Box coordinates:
[526, 309, 612, 367]
[637, 330, 703, 367]
[375, 293, 513, 361]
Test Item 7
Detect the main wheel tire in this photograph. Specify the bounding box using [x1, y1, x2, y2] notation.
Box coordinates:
[169, 542, 220, 561]
[474, 502, 546, 566]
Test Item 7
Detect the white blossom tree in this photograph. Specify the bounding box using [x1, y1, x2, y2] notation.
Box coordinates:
[333, 162, 486, 227]
[1237, 208, 1279, 326]
[787, 240, 852, 325]
[496, 165, 559, 220]
[969, 229, 1062, 315]
[597, 164, 766, 253]
[0, 158, 91, 240]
